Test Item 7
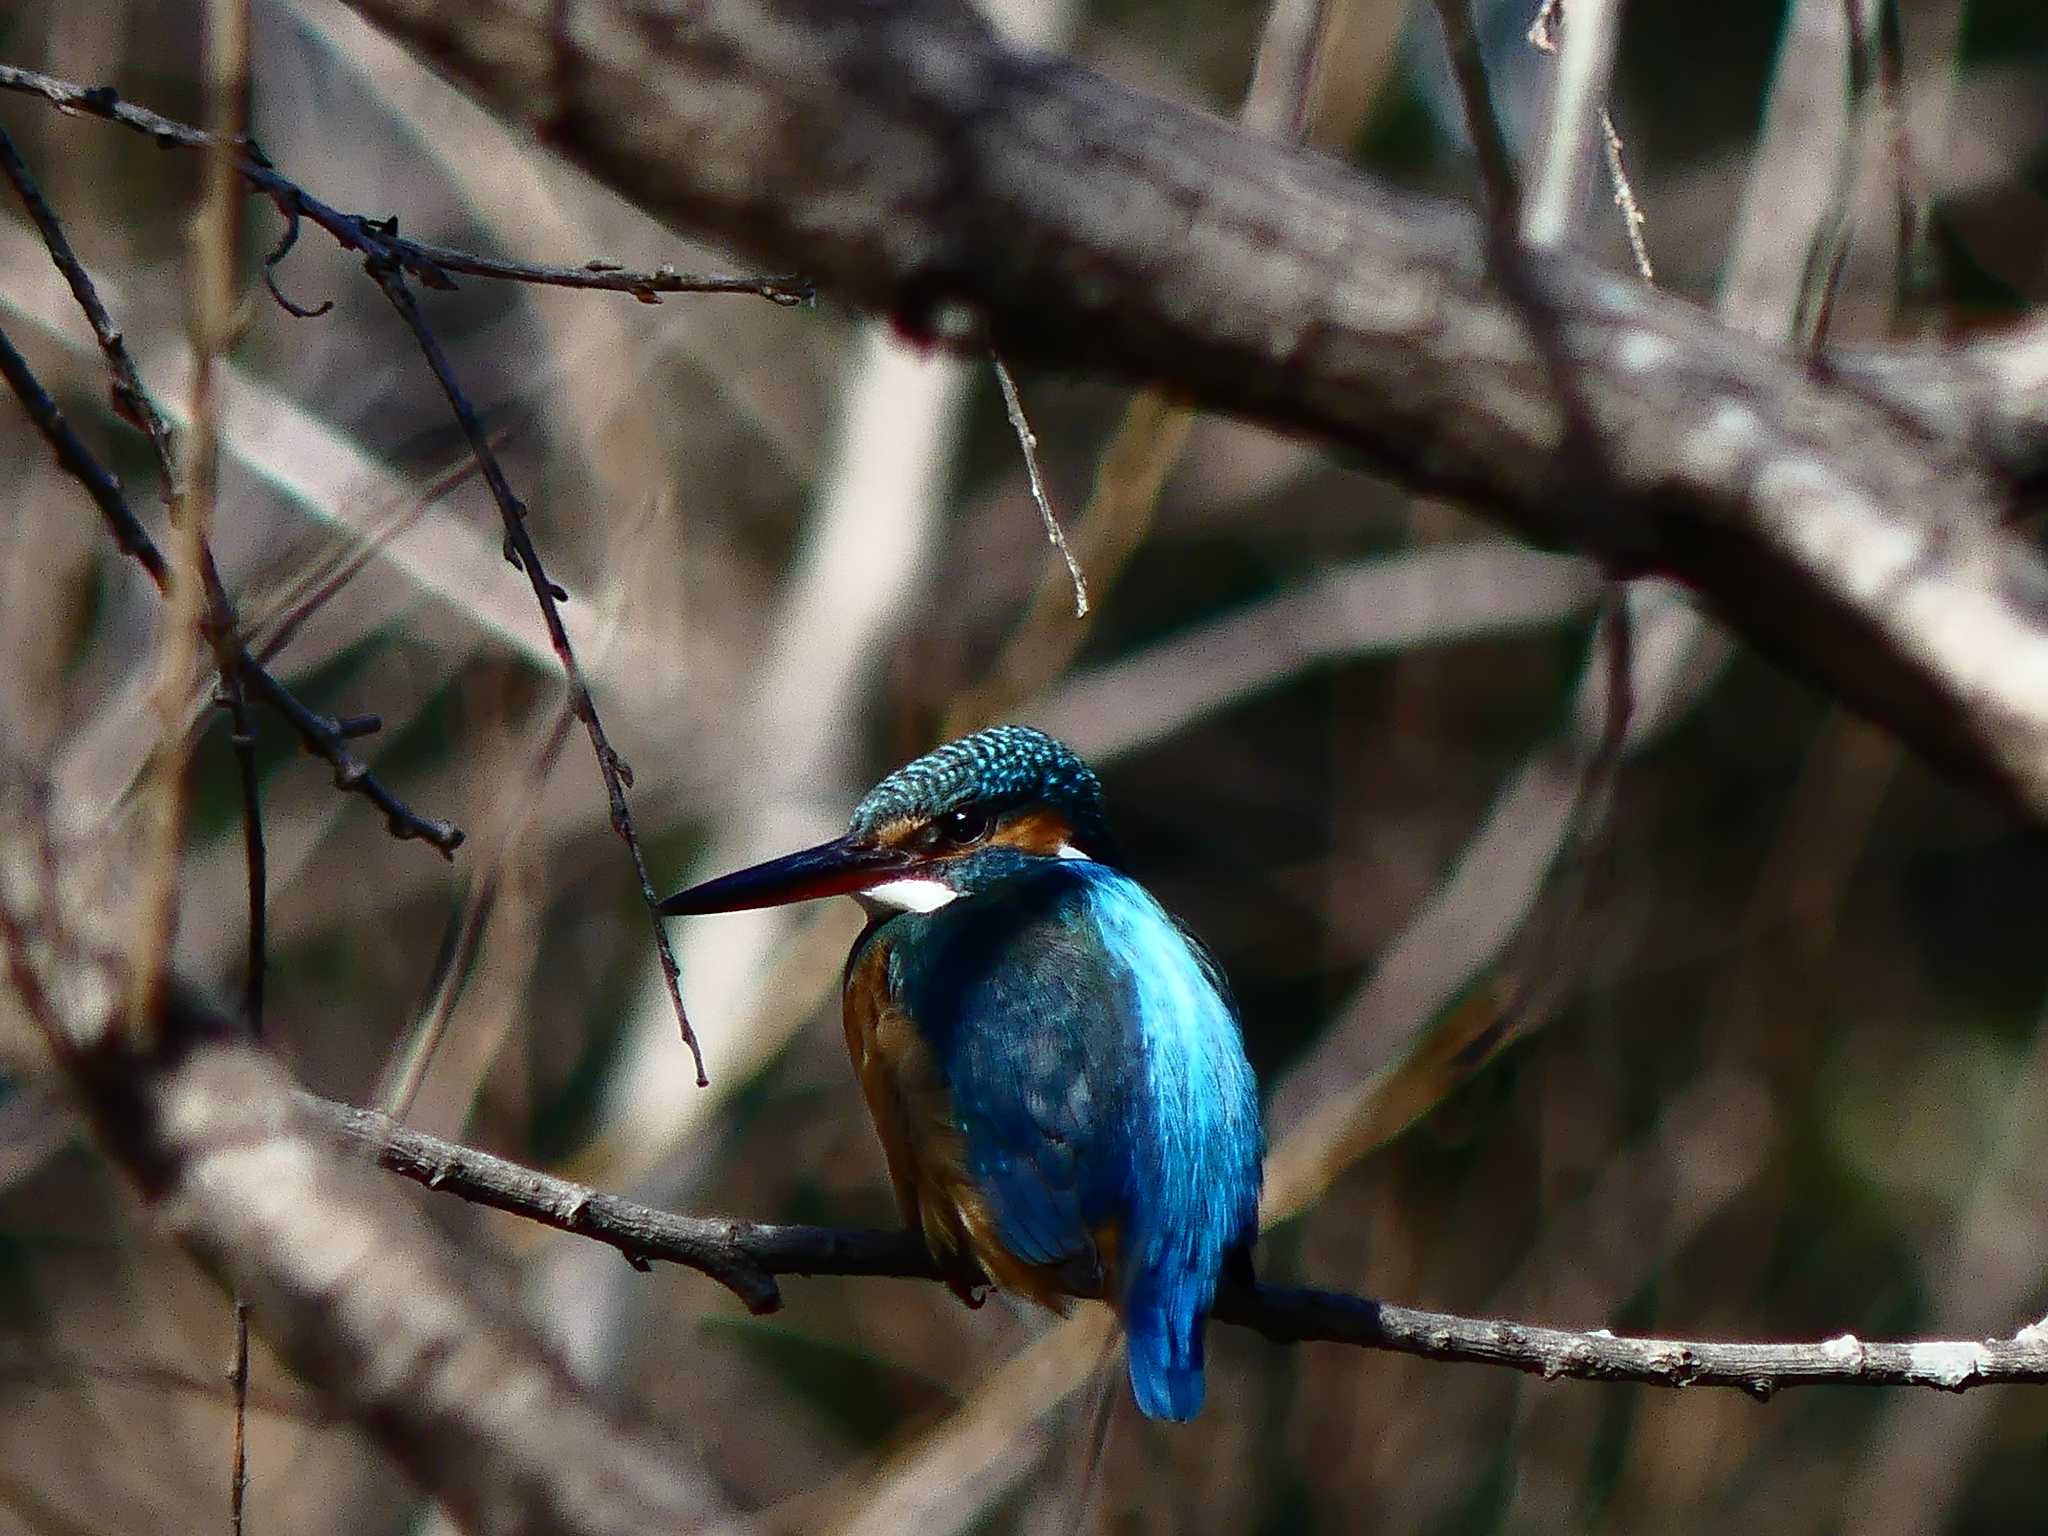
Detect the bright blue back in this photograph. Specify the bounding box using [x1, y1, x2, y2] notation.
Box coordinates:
[882, 853, 1263, 1420]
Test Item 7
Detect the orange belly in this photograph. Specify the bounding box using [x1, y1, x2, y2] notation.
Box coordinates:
[842, 939, 1073, 1309]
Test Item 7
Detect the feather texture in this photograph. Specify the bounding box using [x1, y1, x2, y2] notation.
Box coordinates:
[846, 851, 1262, 1419]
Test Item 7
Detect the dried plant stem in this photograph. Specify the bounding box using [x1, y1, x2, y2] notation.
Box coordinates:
[991, 351, 1087, 618]
[1600, 110, 1653, 281]
[190, 4, 259, 1529]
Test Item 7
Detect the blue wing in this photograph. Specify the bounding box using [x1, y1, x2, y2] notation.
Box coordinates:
[890, 856, 1263, 1417]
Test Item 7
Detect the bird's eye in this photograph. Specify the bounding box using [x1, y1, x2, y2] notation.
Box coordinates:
[933, 807, 993, 849]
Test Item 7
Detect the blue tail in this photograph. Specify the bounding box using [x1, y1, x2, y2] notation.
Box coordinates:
[1124, 1277, 1206, 1421]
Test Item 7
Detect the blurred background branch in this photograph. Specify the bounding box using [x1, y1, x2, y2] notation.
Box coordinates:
[5, 0, 2048, 1531]
[0, 755, 734, 1536]
[341, 0, 2048, 825]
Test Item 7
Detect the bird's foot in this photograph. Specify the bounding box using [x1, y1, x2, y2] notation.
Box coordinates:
[931, 1246, 991, 1309]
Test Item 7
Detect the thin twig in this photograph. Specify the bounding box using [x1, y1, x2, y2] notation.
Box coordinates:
[947, 0, 1342, 737]
[0, 323, 165, 578]
[991, 351, 1086, 618]
[362, 261, 705, 1083]
[0, 120, 462, 858]
[1431, 0, 1614, 547]
[1528, 9, 1654, 285]
[1, 121, 267, 944]
[313, 1096, 2048, 1397]
[0, 63, 809, 311]
[190, 5, 259, 1527]
[372, 240, 811, 306]
[1598, 110, 1653, 282]
[229, 1297, 251, 1536]
[6, 44, 712, 1080]
[1434, 0, 1530, 229]
[0, 321, 464, 854]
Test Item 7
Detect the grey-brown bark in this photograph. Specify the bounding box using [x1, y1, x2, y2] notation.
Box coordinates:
[335, 0, 2048, 820]
[320, 1092, 2048, 1397]
[0, 767, 725, 1536]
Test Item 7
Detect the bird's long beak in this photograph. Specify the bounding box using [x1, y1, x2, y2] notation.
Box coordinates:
[657, 835, 917, 916]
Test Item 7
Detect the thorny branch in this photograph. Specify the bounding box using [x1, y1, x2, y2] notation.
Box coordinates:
[318, 1096, 2048, 1399]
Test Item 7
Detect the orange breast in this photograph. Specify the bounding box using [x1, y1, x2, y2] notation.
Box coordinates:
[842, 936, 1072, 1310]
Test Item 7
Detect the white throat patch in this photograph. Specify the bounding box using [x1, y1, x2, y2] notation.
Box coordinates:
[856, 877, 961, 914]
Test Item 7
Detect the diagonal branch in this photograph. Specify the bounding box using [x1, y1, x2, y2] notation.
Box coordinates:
[0, 762, 730, 1536]
[0, 62, 809, 309]
[324, 0, 2048, 825]
[0, 121, 463, 859]
[362, 253, 706, 1084]
[0, 319, 466, 856]
[0, 60, 711, 1073]
[318, 1094, 2048, 1399]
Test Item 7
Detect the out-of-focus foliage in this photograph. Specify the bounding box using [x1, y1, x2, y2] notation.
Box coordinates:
[2, 0, 2047, 1532]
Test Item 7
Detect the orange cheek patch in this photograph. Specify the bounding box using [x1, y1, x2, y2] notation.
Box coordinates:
[991, 809, 1075, 856]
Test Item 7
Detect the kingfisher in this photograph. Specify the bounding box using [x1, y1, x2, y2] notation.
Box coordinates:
[660, 726, 1263, 1420]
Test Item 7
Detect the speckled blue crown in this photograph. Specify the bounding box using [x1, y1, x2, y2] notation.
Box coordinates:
[849, 726, 1110, 848]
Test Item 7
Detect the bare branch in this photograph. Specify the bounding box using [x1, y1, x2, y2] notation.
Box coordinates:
[1599, 111, 1653, 282]
[323, 0, 2048, 825]
[314, 1091, 2048, 1398]
[361, 256, 706, 1083]
[991, 350, 1087, 617]
[0, 765, 728, 1536]
[0, 319, 465, 856]
[0, 62, 808, 310]
[0, 54, 718, 1072]
[0, 121, 464, 860]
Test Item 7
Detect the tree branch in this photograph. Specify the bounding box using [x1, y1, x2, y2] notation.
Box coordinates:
[0, 62, 809, 310]
[0, 317, 466, 857]
[317, 1095, 2048, 1399]
[315, 0, 2048, 824]
[0, 762, 728, 1536]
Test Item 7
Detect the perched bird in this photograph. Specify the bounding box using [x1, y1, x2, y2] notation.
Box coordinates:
[660, 726, 1262, 1420]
